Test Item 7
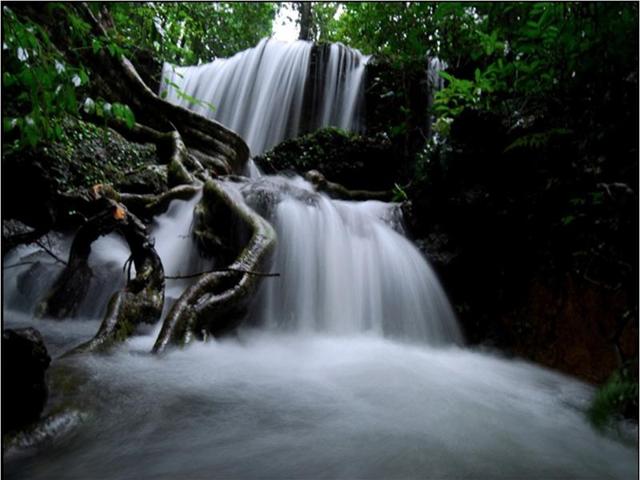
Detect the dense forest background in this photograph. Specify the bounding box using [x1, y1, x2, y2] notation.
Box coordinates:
[2, 2, 638, 429]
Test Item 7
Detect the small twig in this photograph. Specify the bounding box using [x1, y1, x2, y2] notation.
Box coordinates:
[582, 272, 621, 291]
[2, 261, 38, 270]
[34, 240, 68, 266]
[166, 267, 279, 280]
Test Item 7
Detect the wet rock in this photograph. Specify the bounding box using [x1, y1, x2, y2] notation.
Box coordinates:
[2, 219, 44, 257]
[2, 327, 51, 433]
[254, 127, 396, 191]
[2, 118, 159, 230]
[116, 164, 168, 195]
[415, 233, 459, 270]
[2, 219, 36, 239]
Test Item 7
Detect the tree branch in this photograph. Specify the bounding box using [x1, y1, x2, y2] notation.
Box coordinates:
[165, 268, 279, 280]
[35, 239, 68, 266]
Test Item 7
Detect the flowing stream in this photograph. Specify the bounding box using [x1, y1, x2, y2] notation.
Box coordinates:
[3, 39, 638, 479]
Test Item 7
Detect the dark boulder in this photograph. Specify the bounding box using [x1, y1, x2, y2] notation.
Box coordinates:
[2, 327, 51, 433]
[254, 127, 396, 191]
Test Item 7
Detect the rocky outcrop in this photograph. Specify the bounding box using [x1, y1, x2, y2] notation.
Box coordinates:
[2, 327, 51, 433]
[405, 109, 638, 385]
[2, 220, 45, 258]
[254, 127, 396, 191]
[2, 119, 159, 231]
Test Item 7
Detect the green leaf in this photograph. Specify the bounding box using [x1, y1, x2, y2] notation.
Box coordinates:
[438, 71, 454, 82]
[3, 117, 17, 132]
[92, 38, 102, 54]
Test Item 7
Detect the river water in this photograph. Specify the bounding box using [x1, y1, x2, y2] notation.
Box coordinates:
[3, 178, 637, 479]
[3, 38, 637, 479]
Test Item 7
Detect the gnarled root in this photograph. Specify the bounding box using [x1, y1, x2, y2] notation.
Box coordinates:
[119, 184, 200, 219]
[77, 4, 250, 175]
[35, 185, 164, 353]
[67, 210, 164, 355]
[37, 190, 131, 319]
[152, 179, 276, 354]
[305, 170, 394, 201]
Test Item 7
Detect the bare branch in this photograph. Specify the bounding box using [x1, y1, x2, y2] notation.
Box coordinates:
[34, 239, 68, 266]
[165, 268, 279, 280]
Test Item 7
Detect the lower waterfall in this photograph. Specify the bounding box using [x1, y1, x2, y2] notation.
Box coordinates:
[239, 175, 462, 343]
[3, 175, 636, 480]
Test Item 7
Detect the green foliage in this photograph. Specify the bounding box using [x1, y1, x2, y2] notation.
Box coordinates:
[2, 2, 276, 151]
[2, 5, 90, 147]
[161, 73, 216, 113]
[288, 2, 342, 43]
[588, 370, 638, 430]
[503, 129, 572, 153]
[392, 183, 408, 202]
[81, 98, 136, 129]
[107, 2, 277, 65]
[310, 3, 342, 42]
[323, 3, 491, 62]
[2, 4, 139, 150]
[434, 3, 638, 124]
[326, 2, 638, 131]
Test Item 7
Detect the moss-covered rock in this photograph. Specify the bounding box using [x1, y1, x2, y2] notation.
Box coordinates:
[167, 155, 194, 187]
[2, 118, 160, 229]
[254, 127, 395, 191]
[115, 164, 168, 195]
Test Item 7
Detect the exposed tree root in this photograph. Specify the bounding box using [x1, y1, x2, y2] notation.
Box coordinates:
[119, 184, 200, 219]
[17, 3, 250, 176]
[14, 5, 277, 355]
[38, 189, 164, 345]
[152, 179, 276, 354]
[304, 170, 394, 201]
[66, 209, 164, 355]
[78, 4, 250, 175]
[37, 192, 124, 319]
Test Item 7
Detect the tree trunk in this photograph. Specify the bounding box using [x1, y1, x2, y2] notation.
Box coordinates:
[298, 2, 313, 41]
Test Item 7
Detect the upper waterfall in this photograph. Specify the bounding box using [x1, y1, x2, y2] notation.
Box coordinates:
[160, 38, 369, 156]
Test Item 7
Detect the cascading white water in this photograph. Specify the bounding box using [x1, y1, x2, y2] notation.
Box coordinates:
[3, 38, 638, 480]
[2, 193, 205, 323]
[3, 187, 637, 480]
[161, 37, 459, 343]
[239, 176, 462, 344]
[160, 38, 368, 156]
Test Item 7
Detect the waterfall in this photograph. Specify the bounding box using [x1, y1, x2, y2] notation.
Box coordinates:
[238, 176, 462, 344]
[160, 38, 368, 157]
[3, 39, 637, 480]
[158, 37, 460, 344]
